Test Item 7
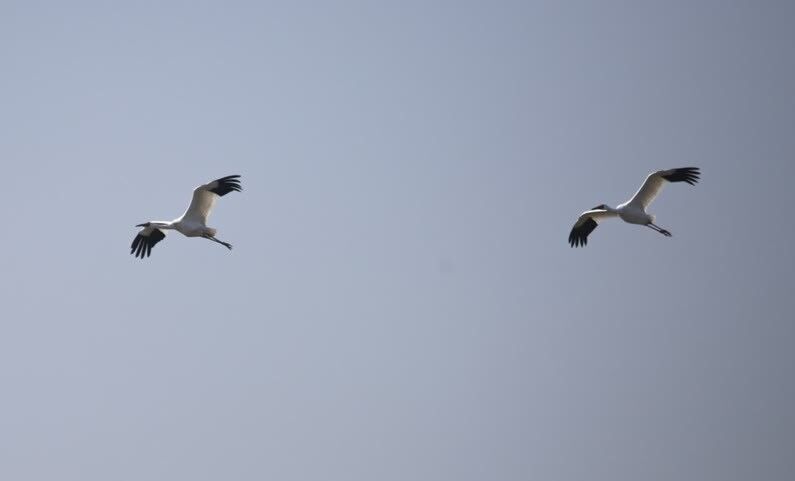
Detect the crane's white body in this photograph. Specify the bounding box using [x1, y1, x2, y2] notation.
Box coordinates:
[131, 175, 242, 258]
[568, 167, 700, 247]
[603, 203, 653, 225]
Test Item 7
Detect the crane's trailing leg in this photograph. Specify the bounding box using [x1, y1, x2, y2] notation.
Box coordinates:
[647, 223, 672, 237]
[202, 233, 233, 250]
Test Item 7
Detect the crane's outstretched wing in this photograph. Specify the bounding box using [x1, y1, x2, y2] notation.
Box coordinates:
[626, 167, 700, 209]
[131, 227, 166, 259]
[180, 175, 242, 225]
[568, 208, 618, 247]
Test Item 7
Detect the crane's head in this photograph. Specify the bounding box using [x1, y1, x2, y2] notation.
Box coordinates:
[591, 204, 608, 211]
[136, 222, 151, 228]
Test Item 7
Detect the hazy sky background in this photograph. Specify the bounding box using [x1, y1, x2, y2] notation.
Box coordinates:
[2, 1, 794, 480]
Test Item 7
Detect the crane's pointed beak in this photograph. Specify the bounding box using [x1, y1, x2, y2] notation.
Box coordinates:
[136, 223, 149, 227]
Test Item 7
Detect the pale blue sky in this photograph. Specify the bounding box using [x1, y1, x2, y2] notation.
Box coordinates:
[1, 1, 794, 480]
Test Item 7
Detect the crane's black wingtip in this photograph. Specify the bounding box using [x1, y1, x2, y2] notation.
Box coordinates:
[663, 167, 700, 186]
[568, 236, 587, 248]
[130, 229, 166, 259]
[210, 175, 243, 196]
[568, 218, 597, 248]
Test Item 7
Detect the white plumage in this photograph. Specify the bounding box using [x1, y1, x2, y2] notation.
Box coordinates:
[131, 175, 242, 259]
[569, 167, 700, 247]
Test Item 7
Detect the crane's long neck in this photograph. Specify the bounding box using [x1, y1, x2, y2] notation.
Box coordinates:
[140, 221, 176, 230]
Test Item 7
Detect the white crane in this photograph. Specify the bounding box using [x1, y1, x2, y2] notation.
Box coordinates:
[131, 175, 242, 259]
[568, 167, 700, 247]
